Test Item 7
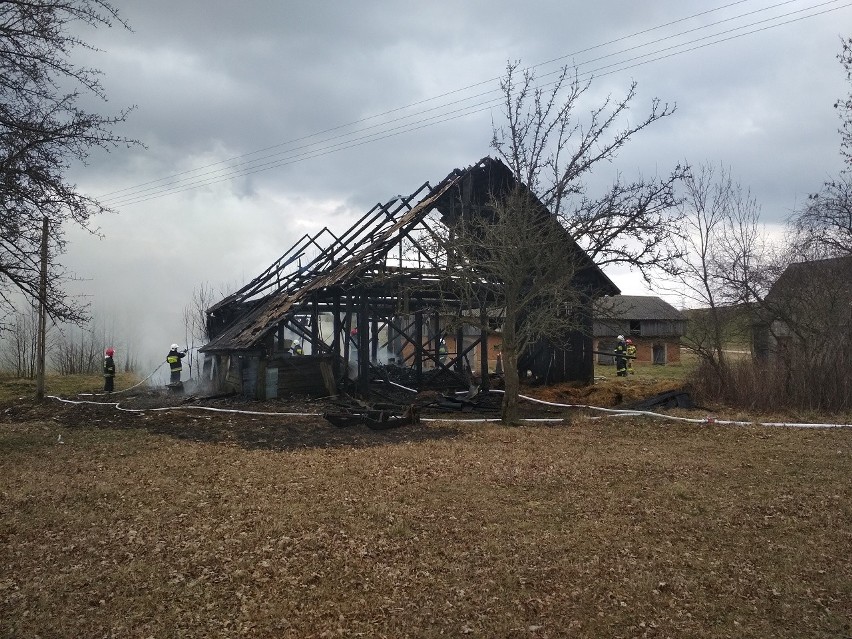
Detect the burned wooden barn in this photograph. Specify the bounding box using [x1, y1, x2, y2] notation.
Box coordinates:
[200, 157, 618, 399]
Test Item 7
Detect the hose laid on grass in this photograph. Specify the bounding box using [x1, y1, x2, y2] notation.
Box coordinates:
[47, 395, 322, 416]
[76, 362, 168, 397]
[46, 389, 852, 428]
[497, 390, 852, 429]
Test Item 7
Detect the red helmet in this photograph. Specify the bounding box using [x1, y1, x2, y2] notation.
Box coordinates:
[105, 347, 115, 356]
[625, 339, 633, 344]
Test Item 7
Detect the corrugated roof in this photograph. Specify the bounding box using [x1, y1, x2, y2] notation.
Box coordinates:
[767, 255, 852, 303]
[595, 295, 685, 321]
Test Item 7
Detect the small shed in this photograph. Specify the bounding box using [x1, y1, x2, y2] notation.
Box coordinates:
[594, 295, 687, 366]
[753, 255, 852, 359]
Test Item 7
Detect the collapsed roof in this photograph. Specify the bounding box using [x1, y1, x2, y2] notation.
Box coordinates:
[201, 156, 619, 360]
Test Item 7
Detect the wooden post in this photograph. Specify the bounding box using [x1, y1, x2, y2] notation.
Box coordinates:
[35, 216, 48, 400]
[455, 322, 464, 374]
[371, 315, 379, 364]
[256, 356, 267, 400]
[357, 294, 370, 396]
[311, 298, 319, 353]
[480, 303, 489, 391]
[332, 294, 341, 383]
[414, 308, 423, 388]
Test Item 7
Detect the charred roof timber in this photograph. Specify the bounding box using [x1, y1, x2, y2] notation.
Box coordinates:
[200, 157, 619, 399]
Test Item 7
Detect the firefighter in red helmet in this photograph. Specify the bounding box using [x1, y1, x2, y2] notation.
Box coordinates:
[103, 347, 116, 392]
[626, 338, 637, 375]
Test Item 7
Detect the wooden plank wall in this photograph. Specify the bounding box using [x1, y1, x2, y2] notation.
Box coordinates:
[270, 355, 336, 397]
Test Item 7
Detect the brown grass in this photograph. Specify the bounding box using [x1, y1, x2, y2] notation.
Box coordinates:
[1, 405, 850, 638]
[0, 372, 142, 403]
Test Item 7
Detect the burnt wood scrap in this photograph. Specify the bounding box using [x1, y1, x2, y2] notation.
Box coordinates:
[617, 389, 694, 411]
[323, 403, 419, 431]
[409, 389, 499, 413]
[199, 156, 618, 400]
[321, 388, 498, 431]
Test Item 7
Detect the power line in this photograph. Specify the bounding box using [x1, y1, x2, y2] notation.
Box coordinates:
[100, 1, 852, 208]
[102, 0, 840, 206]
[104, 0, 850, 208]
[97, 0, 761, 201]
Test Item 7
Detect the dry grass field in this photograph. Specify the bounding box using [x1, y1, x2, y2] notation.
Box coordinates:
[1, 373, 850, 638]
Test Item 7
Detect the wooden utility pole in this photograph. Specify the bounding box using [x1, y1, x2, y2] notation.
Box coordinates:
[35, 216, 48, 400]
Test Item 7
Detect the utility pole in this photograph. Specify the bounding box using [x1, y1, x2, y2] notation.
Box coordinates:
[35, 216, 48, 400]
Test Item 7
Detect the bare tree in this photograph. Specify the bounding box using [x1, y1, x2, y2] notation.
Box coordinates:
[0, 0, 140, 326]
[88, 312, 138, 373]
[121, 347, 138, 374]
[0, 306, 141, 377]
[491, 63, 688, 280]
[665, 163, 767, 387]
[183, 282, 217, 380]
[53, 326, 101, 374]
[434, 63, 685, 423]
[790, 175, 852, 258]
[0, 308, 39, 376]
[679, 36, 852, 411]
[790, 37, 852, 256]
[837, 36, 852, 172]
[437, 187, 588, 423]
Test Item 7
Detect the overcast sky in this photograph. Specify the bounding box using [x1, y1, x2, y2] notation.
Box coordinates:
[56, 0, 851, 374]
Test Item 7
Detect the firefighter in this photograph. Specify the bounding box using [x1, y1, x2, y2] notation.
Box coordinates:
[103, 347, 116, 392]
[438, 338, 448, 364]
[626, 338, 637, 375]
[167, 343, 187, 385]
[615, 335, 628, 377]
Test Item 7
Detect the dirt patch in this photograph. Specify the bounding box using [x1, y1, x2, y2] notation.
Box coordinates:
[2, 391, 466, 451]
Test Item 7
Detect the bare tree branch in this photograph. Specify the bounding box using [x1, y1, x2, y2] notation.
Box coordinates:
[490, 62, 687, 282]
[0, 0, 141, 326]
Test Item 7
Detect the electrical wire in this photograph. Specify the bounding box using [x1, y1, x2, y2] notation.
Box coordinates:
[103, 0, 799, 205]
[98, 0, 852, 209]
[96, 1, 760, 202]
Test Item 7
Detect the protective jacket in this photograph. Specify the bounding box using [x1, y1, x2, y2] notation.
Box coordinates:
[615, 340, 628, 377]
[167, 349, 185, 373]
[626, 343, 637, 373]
[103, 355, 116, 392]
[167, 349, 186, 384]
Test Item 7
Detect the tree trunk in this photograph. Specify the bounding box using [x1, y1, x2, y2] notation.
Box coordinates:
[501, 347, 520, 425]
[35, 217, 48, 400]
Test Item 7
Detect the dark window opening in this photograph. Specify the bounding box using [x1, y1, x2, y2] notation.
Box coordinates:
[629, 320, 641, 336]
